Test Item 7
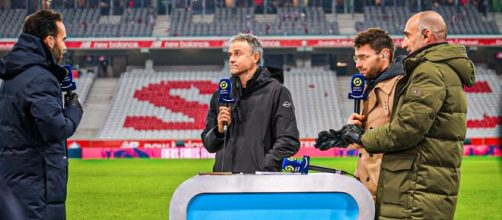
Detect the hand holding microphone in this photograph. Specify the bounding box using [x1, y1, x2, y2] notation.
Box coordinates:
[64, 92, 82, 111]
[348, 73, 366, 114]
[217, 78, 235, 134]
[61, 65, 82, 112]
[347, 113, 366, 126]
[217, 106, 231, 134]
[217, 78, 235, 171]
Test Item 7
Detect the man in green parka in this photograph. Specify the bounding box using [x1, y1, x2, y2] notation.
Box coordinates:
[315, 11, 476, 219]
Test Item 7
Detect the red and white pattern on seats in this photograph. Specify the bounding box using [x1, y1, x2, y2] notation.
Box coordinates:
[464, 81, 492, 93]
[124, 80, 219, 130]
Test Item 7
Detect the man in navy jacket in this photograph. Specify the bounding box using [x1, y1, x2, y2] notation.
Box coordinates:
[0, 9, 83, 220]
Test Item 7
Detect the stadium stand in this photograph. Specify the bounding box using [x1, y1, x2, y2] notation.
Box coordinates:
[466, 66, 502, 137]
[59, 8, 154, 37]
[355, 6, 411, 35]
[285, 67, 344, 137]
[118, 7, 155, 37]
[168, 6, 338, 36]
[97, 69, 225, 139]
[94, 65, 501, 140]
[61, 8, 101, 37]
[169, 8, 216, 36]
[253, 7, 339, 35]
[97, 67, 345, 139]
[3, 4, 497, 38]
[433, 5, 500, 35]
[74, 70, 96, 104]
[0, 9, 26, 38]
[355, 5, 500, 35]
[336, 75, 355, 123]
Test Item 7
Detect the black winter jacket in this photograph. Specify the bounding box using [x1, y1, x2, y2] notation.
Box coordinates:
[201, 67, 300, 173]
[0, 33, 83, 220]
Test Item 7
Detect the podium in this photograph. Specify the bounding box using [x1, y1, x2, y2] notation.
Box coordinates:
[169, 173, 374, 220]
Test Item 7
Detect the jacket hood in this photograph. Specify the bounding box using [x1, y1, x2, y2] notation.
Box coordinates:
[263, 66, 284, 84]
[403, 43, 476, 87]
[0, 33, 67, 82]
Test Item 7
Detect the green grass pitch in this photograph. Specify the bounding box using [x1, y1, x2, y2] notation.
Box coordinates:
[67, 157, 501, 219]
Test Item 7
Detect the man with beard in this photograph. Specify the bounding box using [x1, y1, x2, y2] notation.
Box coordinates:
[315, 28, 404, 201]
[316, 11, 475, 219]
[0, 9, 83, 220]
[202, 33, 300, 173]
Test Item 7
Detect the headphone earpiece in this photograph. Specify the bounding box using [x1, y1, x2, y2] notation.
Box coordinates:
[421, 29, 428, 38]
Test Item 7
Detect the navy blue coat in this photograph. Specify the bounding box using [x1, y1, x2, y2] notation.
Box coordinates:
[0, 33, 83, 220]
[0, 177, 23, 220]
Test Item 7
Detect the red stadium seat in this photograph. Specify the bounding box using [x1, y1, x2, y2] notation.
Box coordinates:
[464, 81, 492, 93]
[467, 114, 502, 128]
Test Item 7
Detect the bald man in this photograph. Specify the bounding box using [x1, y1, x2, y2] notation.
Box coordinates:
[322, 11, 476, 219]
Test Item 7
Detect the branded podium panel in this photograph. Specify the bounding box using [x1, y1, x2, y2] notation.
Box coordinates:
[169, 173, 374, 220]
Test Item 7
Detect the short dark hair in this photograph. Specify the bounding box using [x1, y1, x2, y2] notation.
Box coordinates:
[354, 28, 395, 61]
[23, 9, 62, 40]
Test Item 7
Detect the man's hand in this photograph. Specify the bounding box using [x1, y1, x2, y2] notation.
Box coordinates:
[340, 124, 365, 146]
[347, 113, 366, 126]
[315, 129, 349, 150]
[64, 92, 82, 112]
[217, 106, 231, 134]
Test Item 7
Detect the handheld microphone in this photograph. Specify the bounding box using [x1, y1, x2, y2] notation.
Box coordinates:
[282, 156, 310, 174]
[217, 78, 235, 172]
[61, 65, 77, 92]
[348, 73, 366, 113]
[282, 156, 356, 177]
[218, 79, 235, 132]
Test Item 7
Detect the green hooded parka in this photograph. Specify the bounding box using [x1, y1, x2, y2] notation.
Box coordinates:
[361, 43, 476, 220]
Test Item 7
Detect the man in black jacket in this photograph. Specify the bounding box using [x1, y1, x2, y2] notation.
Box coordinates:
[0, 9, 83, 220]
[201, 33, 300, 173]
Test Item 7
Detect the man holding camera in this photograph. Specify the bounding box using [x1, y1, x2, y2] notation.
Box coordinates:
[0, 9, 83, 220]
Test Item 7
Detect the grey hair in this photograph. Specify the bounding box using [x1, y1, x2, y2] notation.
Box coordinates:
[416, 11, 448, 41]
[229, 33, 263, 63]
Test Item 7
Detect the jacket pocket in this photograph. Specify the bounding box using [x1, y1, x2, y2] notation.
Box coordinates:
[44, 154, 68, 204]
[380, 154, 414, 205]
